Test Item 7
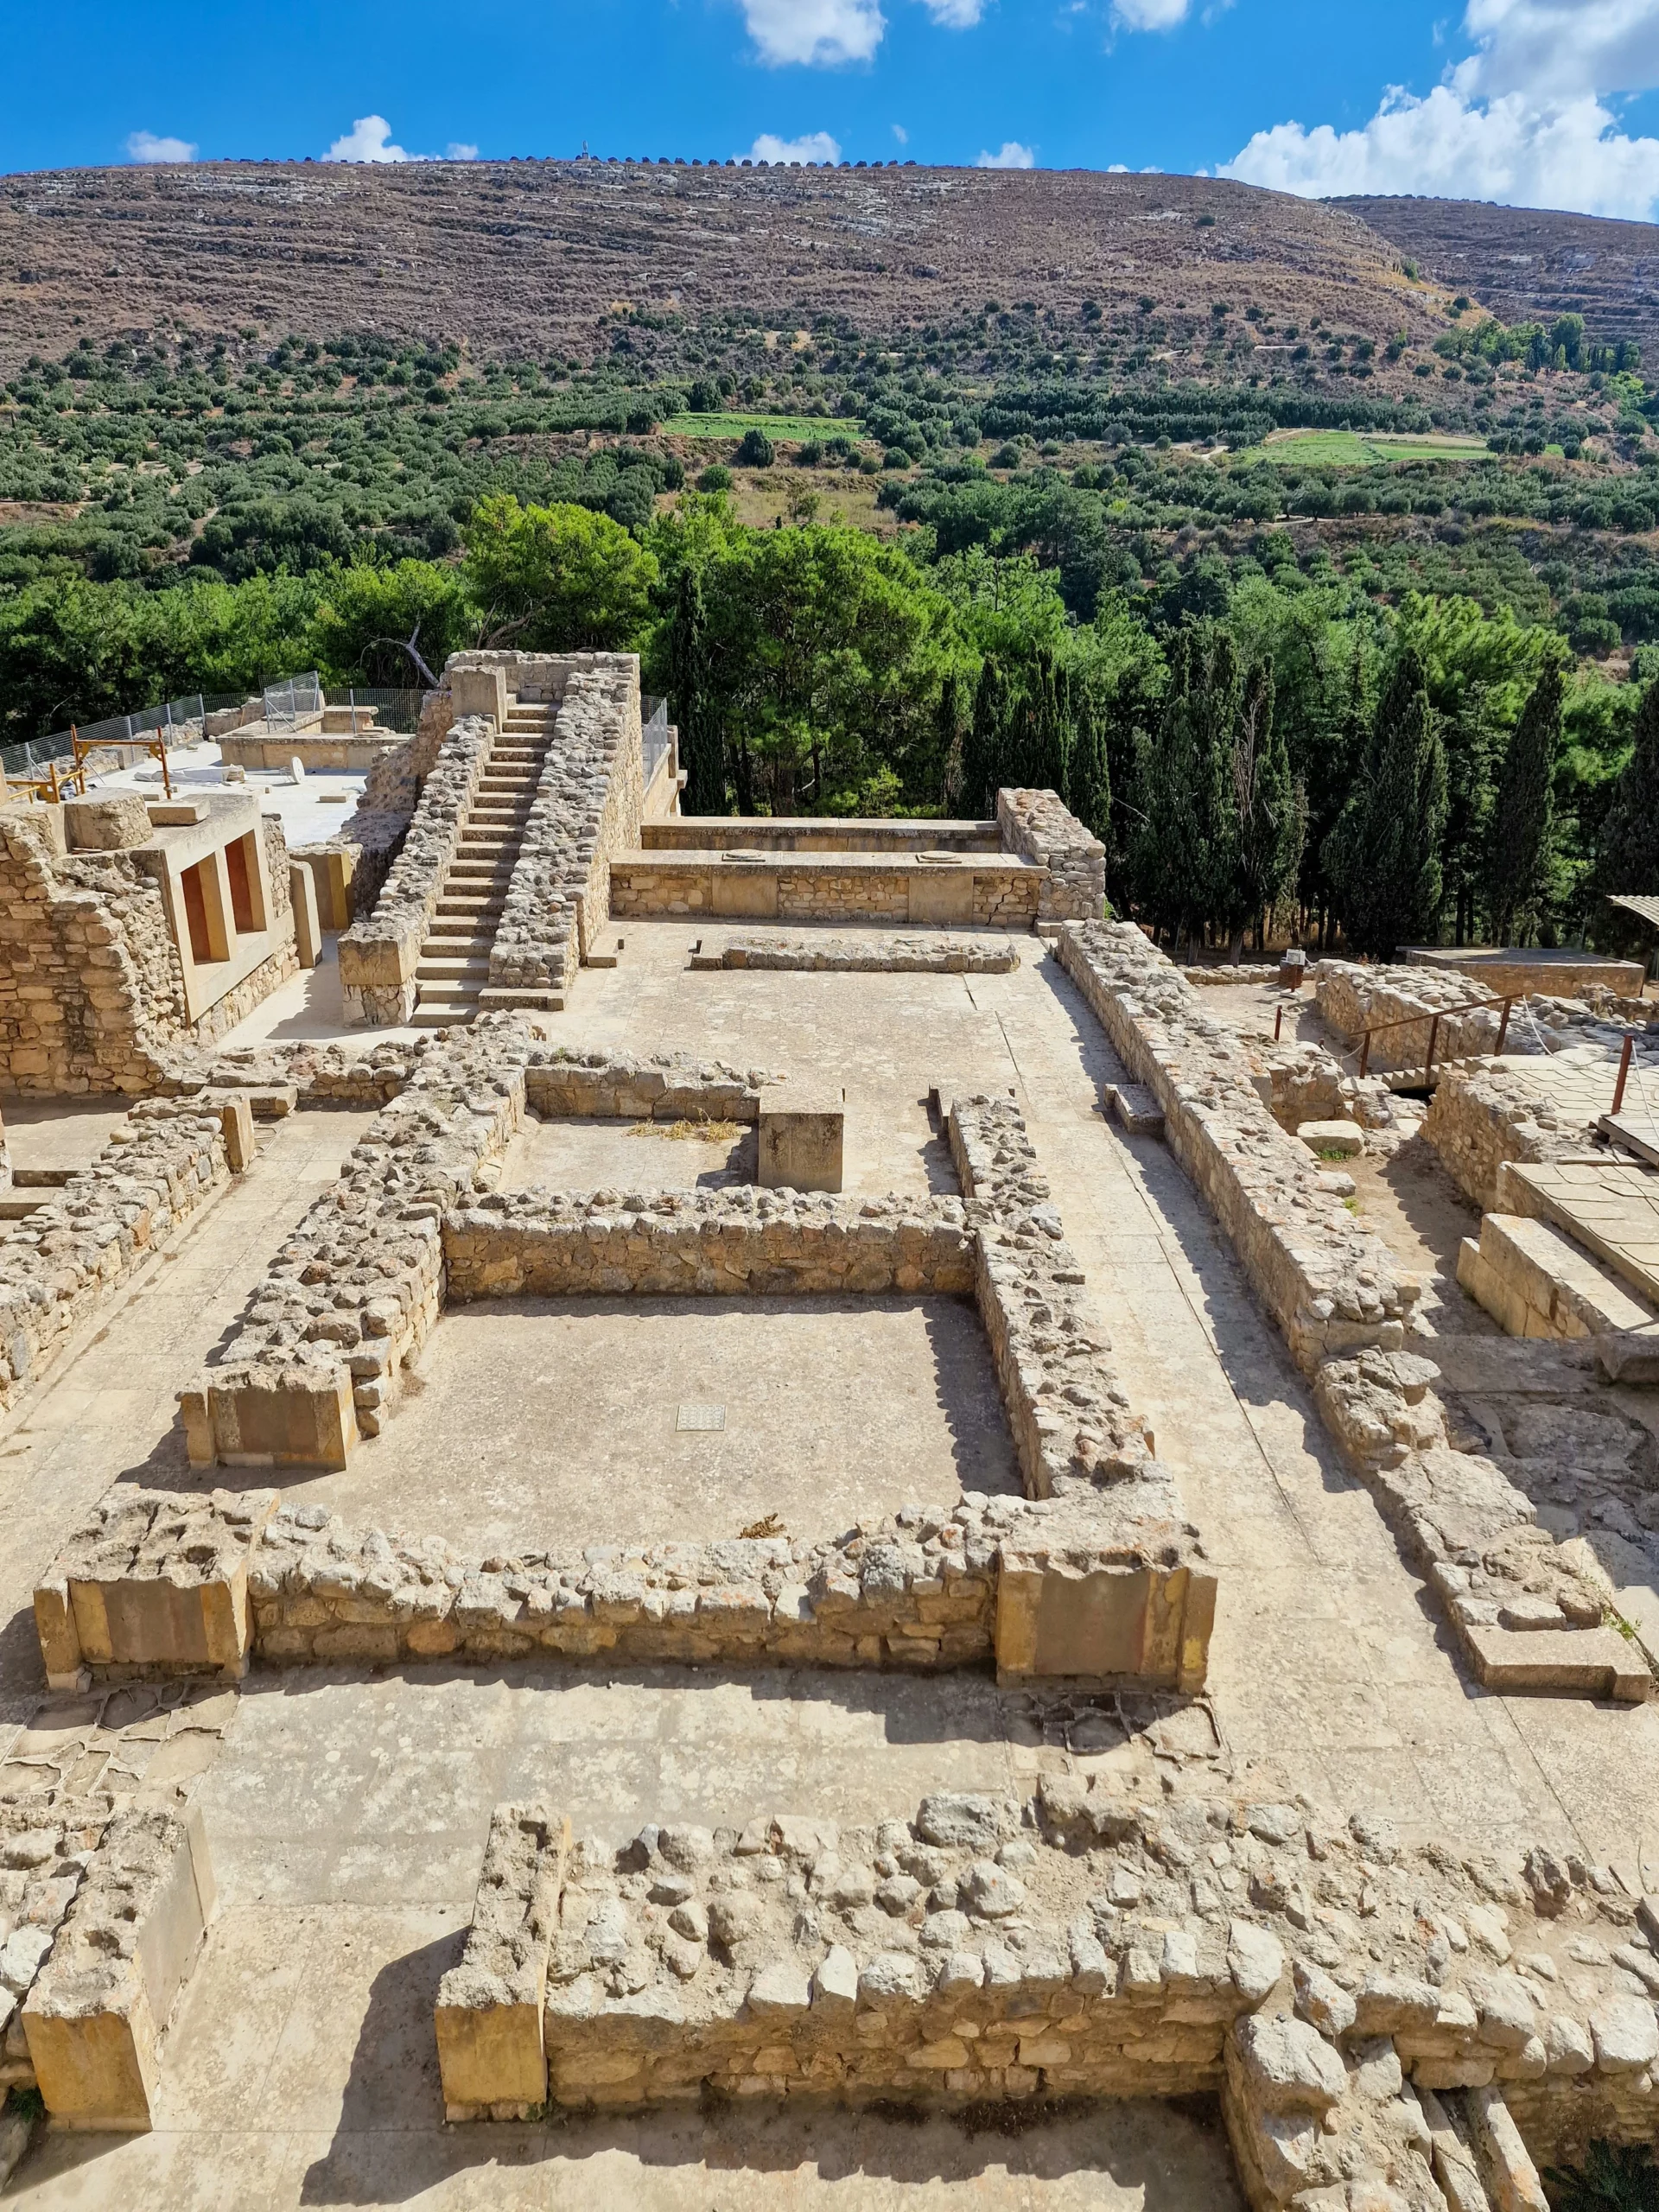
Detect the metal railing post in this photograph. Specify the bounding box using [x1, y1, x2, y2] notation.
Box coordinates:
[1495, 997, 1512, 1055]
[1274, 1004, 1284, 1042]
[1425, 1014, 1441, 1086]
[1359, 1030, 1371, 1078]
[1612, 1032, 1636, 1119]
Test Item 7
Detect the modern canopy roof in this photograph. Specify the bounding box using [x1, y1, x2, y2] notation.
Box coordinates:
[1607, 893, 1659, 931]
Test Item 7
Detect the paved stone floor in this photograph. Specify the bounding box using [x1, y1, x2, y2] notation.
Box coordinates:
[3, 922, 1656, 2204]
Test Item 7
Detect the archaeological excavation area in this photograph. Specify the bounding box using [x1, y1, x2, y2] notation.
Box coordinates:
[0, 650, 1652, 2208]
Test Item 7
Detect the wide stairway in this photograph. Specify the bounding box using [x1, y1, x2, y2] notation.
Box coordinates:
[410, 702, 555, 1029]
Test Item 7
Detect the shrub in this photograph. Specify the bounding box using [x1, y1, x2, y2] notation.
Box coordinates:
[697, 464, 734, 493]
[735, 428, 775, 468]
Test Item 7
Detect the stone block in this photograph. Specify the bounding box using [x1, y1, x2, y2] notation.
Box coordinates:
[289, 860, 321, 969]
[757, 1086, 844, 1194]
[200, 1366, 358, 1469]
[212, 1093, 256, 1173]
[1297, 1120, 1364, 1158]
[62, 792, 153, 853]
[449, 664, 508, 725]
[436, 1804, 569, 2114]
[23, 1806, 214, 2130]
[995, 1552, 1215, 1693]
[1462, 1622, 1651, 1703]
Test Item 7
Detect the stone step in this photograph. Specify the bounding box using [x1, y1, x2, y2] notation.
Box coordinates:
[435, 900, 505, 918]
[409, 1007, 478, 1030]
[1458, 1213, 1659, 1383]
[416, 961, 492, 982]
[476, 986, 566, 1013]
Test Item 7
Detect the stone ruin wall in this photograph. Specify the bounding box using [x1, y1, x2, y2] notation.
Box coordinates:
[435, 1781, 1659, 2205]
[995, 788, 1107, 921]
[1058, 921, 1653, 1709]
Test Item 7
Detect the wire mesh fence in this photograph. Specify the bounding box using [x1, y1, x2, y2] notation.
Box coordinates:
[643, 694, 671, 786]
[263, 673, 322, 729]
[1, 693, 244, 782]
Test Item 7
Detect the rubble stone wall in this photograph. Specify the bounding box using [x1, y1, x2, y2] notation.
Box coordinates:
[609, 857, 1043, 927]
[490, 660, 644, 996]
[1424, 1061, 1602, 1212]
[337, 714, 496, 1024]
[1058, 924, 1421, 1371]
[700, 935, 1019, 976]
[0, 1097, 234, 1412]
[995, 789, 1106, 922]
[436, 1777, 1659, 2209]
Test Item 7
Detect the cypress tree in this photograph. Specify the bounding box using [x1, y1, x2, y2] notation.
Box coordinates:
[936, 672, 965, 814]
[1132, 620, 1240, 945]
[1230, 658, 1304, 957]
[963, 658, 1006, 817]
[1598, 670, 1659, 896]
[1034, 652, 1070, 797]
[1325, 648, 1448, 958]
[1485, 661, 1561, 944]
[668, 566, 724, 814]
[1070, 692, 1111, 849]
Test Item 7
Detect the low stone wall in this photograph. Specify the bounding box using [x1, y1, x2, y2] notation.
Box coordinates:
[1058, 924, 1421, 1371]
[695, 934, 1020, 975]
[645, 819, 1000, 855]
[487, 661, 644, 1003]
[610, 855, 1043, 929]
[995, 789, 1106, 922]
[1405, 947, 1648, 1001]
[435, 1779, 1659, 2206]
[1422, 1060, 1592, 1211]
[338, 714, 496, 1025]
[1313, 960, 1512, 1075]
[0, 1095, 241, 1414]
[1057, 924, 1648, 1705]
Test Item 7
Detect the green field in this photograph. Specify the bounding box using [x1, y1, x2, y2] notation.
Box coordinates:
[661, 412, 866, 441]
[1237, 429, 1493, 467]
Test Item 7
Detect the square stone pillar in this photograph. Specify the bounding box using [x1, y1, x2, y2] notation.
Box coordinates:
[757, 1086, 845, 1193]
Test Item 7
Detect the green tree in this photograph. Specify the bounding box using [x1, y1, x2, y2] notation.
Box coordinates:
[1325, 648, 1449, 958]
[1230, 658, 1305, 957]
[1068, 690, 1111, 847]
[308, 560, 468, 688]
[936, 671, 967, 813]
[666, 564, 725, 814]
[1132, 620, 1241, 947]
[462, 493, 658, 652]
[1485, 662, 1561, 944]
[1598, 671, 1659, 895]
[962, 657, 1008, 816]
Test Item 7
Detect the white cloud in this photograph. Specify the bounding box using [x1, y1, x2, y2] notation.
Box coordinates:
[446, 143, 480, 162]
[892, 123, 909, 143]
[1223, 0, 1659, 219]
[921, 0, 984, 23]
[977, 140, 1035, 168]
[327, 116, 414, 162]
[741, 0, 885, 65]
[750, 130, 843, 162]
[1110, 0, 1192, 26]
[126, 130, 197, 164]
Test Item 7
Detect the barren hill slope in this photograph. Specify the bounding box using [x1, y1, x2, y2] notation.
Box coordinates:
[1, 161, 1444, 373]
[1337, 195, 1659, 359]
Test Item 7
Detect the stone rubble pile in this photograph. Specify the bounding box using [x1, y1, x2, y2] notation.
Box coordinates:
[489, 664, 643, 1001]
[995, 789, 1106, 921]
[437, 1778, 1659, 2200]
[0, 1096, 233, 1412]
[700, 934, 1020, 975]
[338, 713, 496, 1024]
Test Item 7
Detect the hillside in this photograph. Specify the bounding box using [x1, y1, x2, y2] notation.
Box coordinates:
[1337, 196, 1659, 362]
[2, 162, 1447, 377]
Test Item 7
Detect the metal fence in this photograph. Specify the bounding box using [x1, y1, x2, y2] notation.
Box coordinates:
[1, 692, 242, 783]
[322, 688, 426, 735]
[643, 694, 671, 786]
[263, 672, 323, 730]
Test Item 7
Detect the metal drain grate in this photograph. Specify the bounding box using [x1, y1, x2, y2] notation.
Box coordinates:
[676, 1402, 727, 1433]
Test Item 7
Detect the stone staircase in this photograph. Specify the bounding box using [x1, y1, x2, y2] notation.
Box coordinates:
[410, 703, 554, 1031]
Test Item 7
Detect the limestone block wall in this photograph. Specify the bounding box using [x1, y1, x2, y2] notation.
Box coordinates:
[1059, 924, 1421, 1370]
[995, 789, 1105, 921]
[1424, 1061, 1605, 1212]
[438, 1777, 1659, 2207]
[488, 658, 644, 999]
[608, 855, 1043, 928]
[337, 714, 496, 1024]
[700, 934, 1020, 975]
[0, 1096, 238, 1413]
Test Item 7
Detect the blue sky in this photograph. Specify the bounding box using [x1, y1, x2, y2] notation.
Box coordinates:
[7, 0, 1659, 219]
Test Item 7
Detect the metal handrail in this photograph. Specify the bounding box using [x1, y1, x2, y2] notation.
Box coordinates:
[1357, 991, 1519, 1084]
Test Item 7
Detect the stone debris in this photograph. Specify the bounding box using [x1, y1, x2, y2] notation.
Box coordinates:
[436, 1777, 1659, 2201]
[695, 933, 1020, 974]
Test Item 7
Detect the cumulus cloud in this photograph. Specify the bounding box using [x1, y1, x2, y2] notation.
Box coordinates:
[446, 143, 480, 161]
[749, 130, 843, 162]
[1110, 0, 1192, 26]
[1223, 0, 1659, 219]
[920, 0, 985, 24]
[126, 130, 197, 164]
[976, 140, 1035, 168]
[326, 116, 414, 162]
[741, 0, 885, 65]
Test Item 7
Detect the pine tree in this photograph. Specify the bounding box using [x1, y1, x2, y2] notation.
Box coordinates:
[1485, 661, 1561, 944]
[1230, 658, 1304, 957]
[668, 566, 724, 814]
[1598, 669, 1659, 895]
[1325, 648, 1449, 958]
